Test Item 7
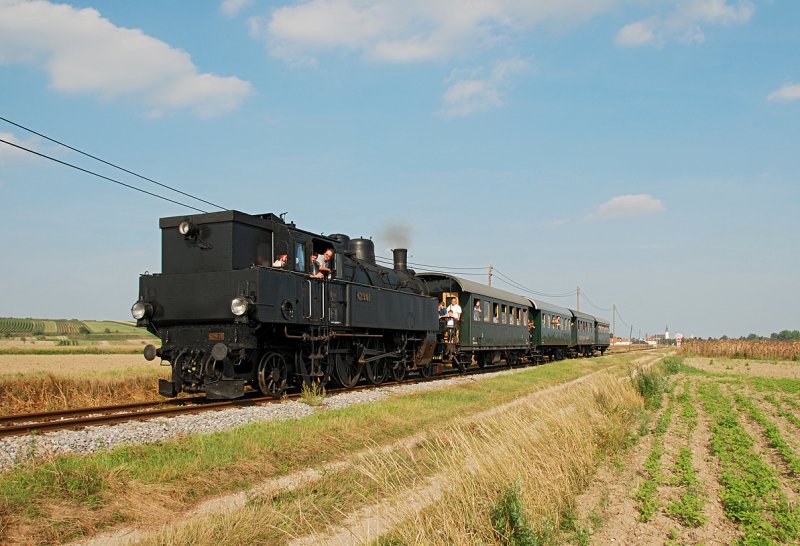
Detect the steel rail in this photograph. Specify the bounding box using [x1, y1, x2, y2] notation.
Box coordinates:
[0, 349, 636, 438]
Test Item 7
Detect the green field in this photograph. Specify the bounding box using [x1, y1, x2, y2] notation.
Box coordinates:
[0, 317, 156, 352]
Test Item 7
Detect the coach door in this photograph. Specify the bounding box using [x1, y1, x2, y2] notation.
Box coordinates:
[302, 278, 325, 323]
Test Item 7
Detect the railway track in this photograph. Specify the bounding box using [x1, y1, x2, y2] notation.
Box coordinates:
[0, 353, 624, 438]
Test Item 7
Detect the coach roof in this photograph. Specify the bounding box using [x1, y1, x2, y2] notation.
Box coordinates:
[418, 273, 531, 307]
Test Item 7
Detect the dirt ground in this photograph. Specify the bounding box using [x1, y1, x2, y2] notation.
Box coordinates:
[0, 353, 163, 377]
[568, 360, 800, 545]
[684, 356, 800, 379]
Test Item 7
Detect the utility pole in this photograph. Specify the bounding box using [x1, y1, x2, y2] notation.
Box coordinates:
[629, 325, 633, 340]
[576, 286, 580, 312]
[612, 304, 616, 339]
[488, 264, 493, 287]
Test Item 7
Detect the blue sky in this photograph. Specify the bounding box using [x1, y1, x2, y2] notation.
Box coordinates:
[0, 0, 798, 339]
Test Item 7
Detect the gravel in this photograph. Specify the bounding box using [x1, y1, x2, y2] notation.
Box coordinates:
[0, 369, 515, 472]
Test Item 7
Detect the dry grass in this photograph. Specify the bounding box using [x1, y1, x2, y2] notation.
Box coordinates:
[680, 339, 800, 361]
[140, 372, 643, 545]
[382, 374, 642, 545]
[0, 353, 167, 415]
[0, 372, 169, 415]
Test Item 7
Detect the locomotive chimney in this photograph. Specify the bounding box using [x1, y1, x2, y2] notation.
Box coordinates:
[393, 248, 408, 272]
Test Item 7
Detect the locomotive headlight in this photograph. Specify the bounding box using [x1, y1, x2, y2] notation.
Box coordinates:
[178, 219, 198, 237]
[131, 301, 153, 320]
[231, 296, 249, 316]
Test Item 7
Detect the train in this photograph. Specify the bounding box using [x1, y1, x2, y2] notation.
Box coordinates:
[132, 210, 610, 399]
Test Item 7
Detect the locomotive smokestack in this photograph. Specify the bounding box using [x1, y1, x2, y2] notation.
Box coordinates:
[393, 248, 408, 272]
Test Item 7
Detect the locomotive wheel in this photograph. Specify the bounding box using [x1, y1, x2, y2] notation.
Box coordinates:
[365, 358, 390, 385]
[391, 359, 407, 382]
[334, 344, 360, 388]
[419, 364, 434, 378]
[258, 352, 288, 399]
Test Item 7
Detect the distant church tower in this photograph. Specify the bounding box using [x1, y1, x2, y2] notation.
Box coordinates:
[665, 324, 670, 340]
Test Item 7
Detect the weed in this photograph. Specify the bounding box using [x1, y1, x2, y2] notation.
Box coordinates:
[662, 356, 683, 375]
[588, 508, 603, 530]
[299, 382, 326, 406]
[492, 481, 541, 545]
[631, 366, 667, 409]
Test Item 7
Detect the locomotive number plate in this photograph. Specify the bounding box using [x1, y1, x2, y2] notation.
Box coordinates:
[208, 332, 225, 341]
[356, 291, 372, 303]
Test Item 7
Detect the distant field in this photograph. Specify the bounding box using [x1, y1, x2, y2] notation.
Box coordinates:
[0, 317, 156, 354]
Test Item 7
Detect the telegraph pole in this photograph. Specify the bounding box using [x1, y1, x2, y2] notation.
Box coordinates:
[612, 304, 616, 339]
[576, 286, 580, 311]
[488, 264, 493, 287]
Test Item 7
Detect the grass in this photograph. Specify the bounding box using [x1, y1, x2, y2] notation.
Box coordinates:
[1, 356, 631, 544]
[131, 372, 643, 545]
[0, 372, 170, 416]
[0, 346, 146, 355]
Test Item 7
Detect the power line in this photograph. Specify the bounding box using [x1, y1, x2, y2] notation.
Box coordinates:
[492, 267, 577, 298]
[0, 137, 207, 213]
[580, 290, 612, 312]
[374, 256, 488, 277]
[0, 115, 228, 211]
[375, 255, 486, 271]
[614, 307, 629, 328]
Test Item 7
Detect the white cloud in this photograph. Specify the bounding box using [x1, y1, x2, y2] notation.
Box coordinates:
[615, 20, 656, 46]
[0, 131, 39, 164]
[615, 0, 754, 48]
[257, 0, 621, 64]
[586, 194, 665, 221]
[221, 0, 253, 17]
[439, 58, 529, 118]
[768, 83, 800, 102]
[0, 0, 254, 117]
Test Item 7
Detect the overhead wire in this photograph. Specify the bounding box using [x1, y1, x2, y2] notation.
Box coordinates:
[492, 267, 577, 298]
[580, 290, 612, 312]
[0, 137, 208, 213]
[0, 115, 228, 211]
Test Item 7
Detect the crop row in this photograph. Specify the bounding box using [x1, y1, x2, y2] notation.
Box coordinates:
[635, 383, 674, 521]
[735, 393, 800, 476]
[698, 382, 800, 543]
[0, 318, 88, 335]
[663, 381, 706, 528]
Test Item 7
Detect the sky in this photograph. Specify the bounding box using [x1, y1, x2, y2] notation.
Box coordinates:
[0, 0, 798, 339]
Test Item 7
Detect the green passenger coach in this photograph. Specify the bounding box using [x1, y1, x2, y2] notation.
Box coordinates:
[528, 298, 572, 360]
[417, 273, 531, 367]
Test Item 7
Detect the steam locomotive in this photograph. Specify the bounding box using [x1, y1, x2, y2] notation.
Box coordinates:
[133, 210, 609, 399]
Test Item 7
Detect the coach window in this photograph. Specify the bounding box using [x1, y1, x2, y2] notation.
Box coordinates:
[484, 301, 491, 322]
[493, 303, 499, 323]
[295, 242, 305, 272]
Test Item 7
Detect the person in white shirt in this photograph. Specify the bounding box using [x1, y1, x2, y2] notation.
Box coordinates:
[446, 297, 462, 321]
[446, 297, 462, 343]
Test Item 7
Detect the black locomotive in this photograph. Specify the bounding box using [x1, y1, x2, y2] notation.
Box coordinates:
[133, 210, 610, 399]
